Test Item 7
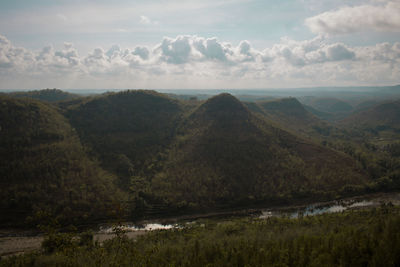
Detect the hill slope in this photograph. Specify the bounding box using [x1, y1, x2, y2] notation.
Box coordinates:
[0, 95, 124, 226]
[65, 90, 183, 186]
[247, 98, 333, 138]
[341, 99, 400, 131]
[150, 94, 368, 210]
[299, 97, 354, 121]
[301, 97, 353, 113]
[338, 99, 400, 148]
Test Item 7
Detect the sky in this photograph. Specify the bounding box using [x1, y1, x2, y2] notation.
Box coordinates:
[0, 0, 399, 89]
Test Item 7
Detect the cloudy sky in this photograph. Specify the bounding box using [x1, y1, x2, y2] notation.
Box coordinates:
[0, 0, 399, 89]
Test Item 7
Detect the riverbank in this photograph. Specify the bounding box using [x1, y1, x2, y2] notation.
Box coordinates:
[3, 205, 400, 267]
[1, 191, 399, 257]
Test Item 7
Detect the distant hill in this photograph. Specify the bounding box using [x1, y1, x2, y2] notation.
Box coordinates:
[158, 85, 400, 99]
[236, 95, 276, 102]
[354, 99, 382, 111]
[298, 97, 354, 121]
[341, 99, 400, 132]
[0, 95, 124, 226]
[308, 97, 353, 113]
[8, 89, 80, 103]
[255, 97, 312, 120]
[303, 104, 336, 121]
[244, 98, 333, 138]
[150, 94, 368, 210]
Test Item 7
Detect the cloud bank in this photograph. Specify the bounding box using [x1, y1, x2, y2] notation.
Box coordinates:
[305, 1, 400, 35]
[0, 34, 399, 89]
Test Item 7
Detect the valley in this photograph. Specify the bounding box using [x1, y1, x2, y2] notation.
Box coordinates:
[1, 86, 399, 265]
[1, 87, 400, 227]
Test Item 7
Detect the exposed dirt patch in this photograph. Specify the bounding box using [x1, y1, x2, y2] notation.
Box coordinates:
[0, 231, 147, 258]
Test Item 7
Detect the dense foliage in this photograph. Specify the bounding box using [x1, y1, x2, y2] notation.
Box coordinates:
[321, 99, 400, 195]
[65, 90, 182, 187]
[1, 89, 399, 225]
[0, 95, 126, 226]
[149, 94, 368, 213]
[341, 99, 400, 131]
[2, 206, 400, 266]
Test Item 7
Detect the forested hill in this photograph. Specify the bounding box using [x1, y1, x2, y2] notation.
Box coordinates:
[149, 93, 368, 211]
[0, 95, 125, 226]
[300, 97, 353, 114]
[244, 97, 333, 138]
[298, 97, 354, 122]
[64, 90, 183, 186]
[3, 89, 397, 226]
[340, 99, 400, 131]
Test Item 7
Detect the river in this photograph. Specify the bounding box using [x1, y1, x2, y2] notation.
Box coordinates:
[1, 192, 399, 257]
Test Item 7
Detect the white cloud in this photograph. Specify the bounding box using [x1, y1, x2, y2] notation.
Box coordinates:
[304, 43, 356, 64]
[0, 33, 399, 89]
[265, 36, 355, 66]
[156, 35, 262, 65]
[0, 35, 35, 70]
[139, 15, 151, 25]
[356, 42, 400, 63]
[325, 43, 355, 61]
[54, 43, 80, 67]
[237, 40, 256, 62]
[194, 37, 235, 62]
[34, 43, 81, 74]
[139, 15, 159, 26]
[56, 13, 68, 22]
[132, 46, 150, 60]
[158, 36, 193, 64]
[305, 1, 400, 35]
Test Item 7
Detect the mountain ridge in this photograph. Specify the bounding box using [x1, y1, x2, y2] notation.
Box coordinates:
[149, 93, 368, 211]
[2, 89, 392, 225]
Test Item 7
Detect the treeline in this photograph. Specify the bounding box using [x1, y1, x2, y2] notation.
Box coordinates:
[2, 205, 400, 266]
[8, 89, 79, 103]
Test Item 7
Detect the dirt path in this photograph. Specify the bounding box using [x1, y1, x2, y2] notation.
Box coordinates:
[0, 231, 147, 258]
[0, 235, 43, 257]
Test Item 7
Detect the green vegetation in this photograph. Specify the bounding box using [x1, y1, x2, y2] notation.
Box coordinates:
[64, 90, 183, 187]
[2, 206, 400, 266]
[299, 97, 354, 122]
[1, 88, 400, 265]
[149, 94, 368, 213]
[303, 104, 335, 122]
[320, 100, 400, 193]
[245, 97, 333, 139]
[300, 97, 353, 114]
[340, 99, 400, 141]
[0, 95, 126, 226]
[1, 89, 399, 226]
